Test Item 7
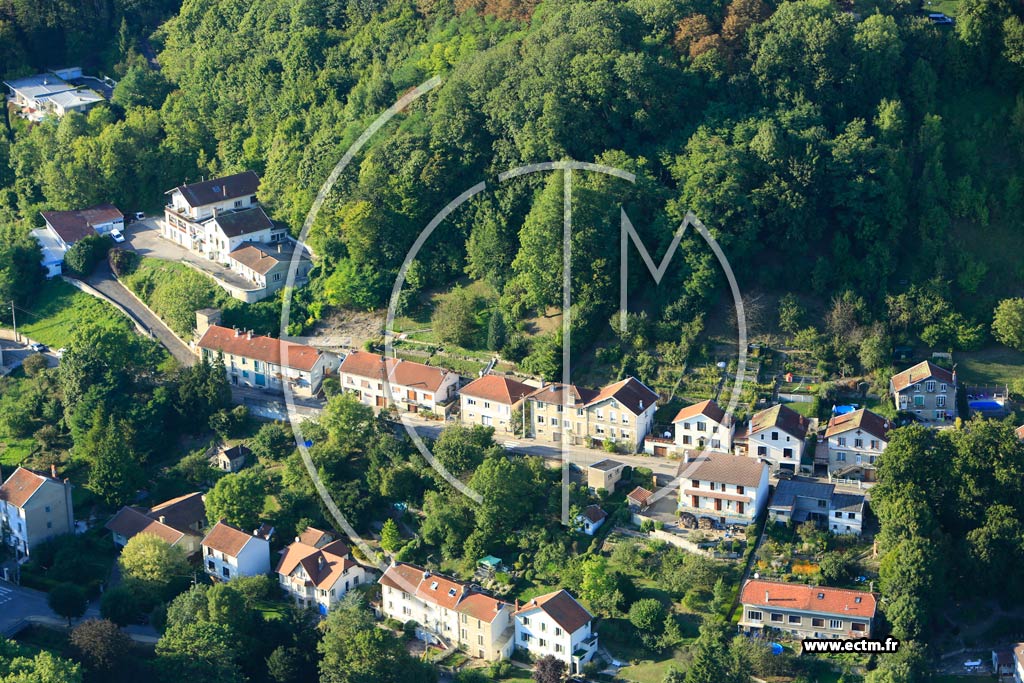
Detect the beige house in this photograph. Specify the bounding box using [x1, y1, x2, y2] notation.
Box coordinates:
[889, 360, 956, 423]
[586, 459, 627, 493]
[227, 242, 311, 297]
[340, 351, 459, 413]
[276, 530, 368, 615]
[196, 321, 334, 398]
[212, 444, 250, 473]
[739, 579, 876, 639]
[677, 451, 770, 526]
[105, 492, 206, 555]
[379, 562, 514, 662]
[459, 375, 533, 433]
[0, 467, 74, 558]
[527, 377, 658, 452]
[823, 408, 890, 480]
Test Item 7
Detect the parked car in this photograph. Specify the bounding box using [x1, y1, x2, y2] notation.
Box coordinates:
[134, 211, 145, 220]
[773, 468, 794, 480]
[110, 229, 125, 243]
[28, 342, 47, 353]
[928, 12, 954, 23]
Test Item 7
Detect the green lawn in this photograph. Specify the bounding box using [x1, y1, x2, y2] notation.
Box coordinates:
[957, 347, 1024, 387]
[0, 373, 38, 467]
[618, 655, 685, 683]
[921, 0, 960, 16]
[3, 278, 131, 348]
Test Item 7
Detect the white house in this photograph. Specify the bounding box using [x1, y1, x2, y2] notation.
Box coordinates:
[227, 242, 311, 297]
[276, 531, 367, 616]
[576, 505, 607, 536]
[768, 480, 866, 536]
[514, 589, 598, 674]
[201, 521, 273, 581]
[0, 466, 74, 559]
[674, 399, 734, 451]
[677, 451, 770, 526]
[4, 70, 105, 120]
[823, 408, 890, 481]
[459, 374, 533, 433]
[196, 320, 336, 398]
[378, 562, 515, 662]
[340, 351, 459, 414]
[739, 579, 877, 639]
[33, 205, 124, 277]
[745, 404, 810, 473]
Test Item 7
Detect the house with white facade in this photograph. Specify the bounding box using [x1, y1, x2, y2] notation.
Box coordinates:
[378, 563, 515, 662]
[33, 205, 124, 277]
[576, 505, 607, 536]
[739, 579, 877, 639]
[459, 374, 533, 433]
[340, 351, 459, 414]
[674, 399, 733, 451]
[514, 589, 598, 674]
[105, 492, 206, 555]
[276, 531, 367, 616]
[227, 242, 311, 297]
[677, 451, 770, 526]
[4, 69, 106, 120]
[0, 466, 74, 559]
[745, 403, 810, 473]
[823, 408, 890, 481]
[768, 480, 866, 536]
[196, 318, 336, 398]
[201, 521, 273, 581]
[889, 360, 956, 423]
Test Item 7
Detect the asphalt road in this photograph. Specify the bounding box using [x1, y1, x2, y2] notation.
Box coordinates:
[84, 261, 196, 367]
[0, 340, 59, 373]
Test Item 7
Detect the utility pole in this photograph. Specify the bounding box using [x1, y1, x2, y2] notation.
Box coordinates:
[9, 301, 16, 343]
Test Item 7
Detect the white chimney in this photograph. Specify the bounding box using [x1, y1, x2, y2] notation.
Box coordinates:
[234, 328, 242, 337]
[246, 330, 252, 340]
[159, 516, 167, 524]
[639, 400, 644, 410]
[765, 590, 770, 602]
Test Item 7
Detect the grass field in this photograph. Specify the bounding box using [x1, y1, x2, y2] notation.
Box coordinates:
[922, 0, 960, 15]
[0, 372, 38, 467]
[957, 347, 1024, 387]
[3, 278, 130, 348]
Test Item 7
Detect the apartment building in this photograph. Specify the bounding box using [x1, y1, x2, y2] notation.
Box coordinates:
[378, 563, 514, 661]
[739, 579, 876, 639]
[0, 467, 74, 558]
[745, 403, 810, 473]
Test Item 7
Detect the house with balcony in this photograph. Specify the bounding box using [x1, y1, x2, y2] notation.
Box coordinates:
[163, 172, 288, 261]
[768, 480, 866, 536]
[201, 521, 273, 581]
[739, 579, 876, 639]
[276, 532, 367, 615]
[889, 360, 956, 423]
[378, 562, 514, 662]
[677, 451, 769, 526]
[105, 492, 206, 555]
[514, 589, 598, 674]
[526, 377, 658, 452]
[823, 408, 890, 481]
[673, 399, 734, 452]
[0, 466, 74, 559]
[339, 351, 459, 414]
[745, 403, 810, 473]
[196, 317, 335, 398]
[459, 374, 534, 433]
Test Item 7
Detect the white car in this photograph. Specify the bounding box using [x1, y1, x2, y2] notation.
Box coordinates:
[110, 229, 125, 243]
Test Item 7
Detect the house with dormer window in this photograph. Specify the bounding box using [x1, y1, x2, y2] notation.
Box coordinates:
[276, 529, 368, 615]
[739, 579, 876, 639]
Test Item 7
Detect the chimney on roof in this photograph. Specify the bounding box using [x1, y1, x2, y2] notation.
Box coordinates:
[295, 536, 300, 544]
[277, 243, 283, 254]
[246, 330, 252, 340]
[234, 328, 241, 337]
[159, 515, 167, 524]
[213, 206, 218, 218]
[765, 590, 770, 602]
[50, 464, 57, 478]
[639, 400, 644, 410]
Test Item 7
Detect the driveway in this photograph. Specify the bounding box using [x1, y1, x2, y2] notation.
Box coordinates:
[84, 262, 195, 367]
[123, 220, 261, 293]
[0, 340, 59, 374]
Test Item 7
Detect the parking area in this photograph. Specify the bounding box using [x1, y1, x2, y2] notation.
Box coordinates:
[0, 339, 59, 375]
[120, 219, 261, 292]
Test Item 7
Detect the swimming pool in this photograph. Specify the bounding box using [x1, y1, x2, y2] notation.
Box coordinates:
[970, 400, 1003, 411]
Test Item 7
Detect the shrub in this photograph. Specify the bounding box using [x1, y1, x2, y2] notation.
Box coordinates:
[108, 248, 139, 277]
[63, 235, 112, 276]
[100, 585, 141, 626]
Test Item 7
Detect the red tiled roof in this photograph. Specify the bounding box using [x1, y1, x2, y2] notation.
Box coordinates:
[378, 563, 506, 622]
[202, 521, 257, 557]
[514, 589, 592, 634]
[1014, 643, 1024, 669]
[0, 468, 53, 508]
[459, 375, 533, 405]
[455, 591, 506, 623]
[276, 539, 356, 590]
[1017, 425, 1024, 441]
[340, 351, 454, 392]
[587, 377, 658, 415]
[740, 580, 876, 619]
[105, 507, 185, 545]
[748, 404, 809, 440]
[148, 492, 205, 532]
[198, 325, 321, 372]
[582, 505, 607, 523]
[824, 409, 891, 440]
[890, 360, 954, 393]
[627, 486, 654, 506]
[673, 399, 728, 425]
[298, 526, 335, 548]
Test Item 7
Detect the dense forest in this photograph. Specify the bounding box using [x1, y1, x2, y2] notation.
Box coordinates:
[2, 0, 1024, 388]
